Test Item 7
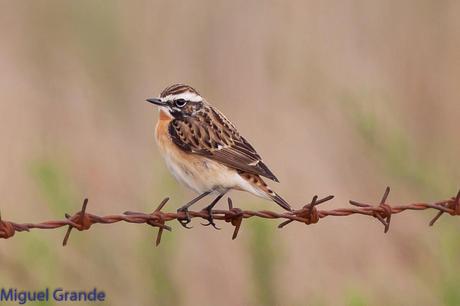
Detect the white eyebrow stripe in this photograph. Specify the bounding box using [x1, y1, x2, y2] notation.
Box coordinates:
[161, 92, 203, 102]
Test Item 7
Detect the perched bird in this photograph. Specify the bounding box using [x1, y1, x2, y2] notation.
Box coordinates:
[146, 84, 291, 228]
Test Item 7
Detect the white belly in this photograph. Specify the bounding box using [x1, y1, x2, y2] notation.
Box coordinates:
[160, 150, 267, 200]
[162, 153, 217, 193]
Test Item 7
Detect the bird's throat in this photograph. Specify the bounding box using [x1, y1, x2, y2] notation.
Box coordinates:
[159, 109, 172, 121]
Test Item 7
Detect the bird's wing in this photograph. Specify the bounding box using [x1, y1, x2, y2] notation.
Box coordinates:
[168, 107, 279, 182]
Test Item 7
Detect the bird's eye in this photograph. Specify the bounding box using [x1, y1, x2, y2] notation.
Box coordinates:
[174, 99, 187, 108]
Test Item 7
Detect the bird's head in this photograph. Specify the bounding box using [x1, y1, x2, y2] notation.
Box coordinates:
[146, 84, 205, 119]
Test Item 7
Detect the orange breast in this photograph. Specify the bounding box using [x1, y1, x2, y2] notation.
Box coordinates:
[155, 110, 172, 148]
[155, 110, 195, 162]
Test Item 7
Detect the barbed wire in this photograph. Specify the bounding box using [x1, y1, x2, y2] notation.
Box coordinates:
[0, 187, 459, 246]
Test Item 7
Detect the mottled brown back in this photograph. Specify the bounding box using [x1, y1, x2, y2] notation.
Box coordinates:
[167, 104, 279, 182]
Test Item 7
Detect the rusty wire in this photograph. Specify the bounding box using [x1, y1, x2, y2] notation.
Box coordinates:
[0, 187, 459, 246]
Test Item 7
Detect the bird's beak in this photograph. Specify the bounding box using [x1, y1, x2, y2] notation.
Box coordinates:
[146, 98, 167, 106]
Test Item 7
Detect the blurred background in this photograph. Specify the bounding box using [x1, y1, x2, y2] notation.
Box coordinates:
[0, 1, 459, 305]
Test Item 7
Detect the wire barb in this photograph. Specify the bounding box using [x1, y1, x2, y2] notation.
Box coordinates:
[150, 197, 172, 246]
[278, 195, 334, 228]
[0, 187, 459, 245]
[429, 189, 460, 226]
[350, 187, 392, 233]
[62, 198, 90, 246]
[224, 198, 243, 240]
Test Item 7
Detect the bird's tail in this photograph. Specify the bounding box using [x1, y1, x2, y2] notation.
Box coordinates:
[239, 172, 292, 211]
[267, 190, 292, 211]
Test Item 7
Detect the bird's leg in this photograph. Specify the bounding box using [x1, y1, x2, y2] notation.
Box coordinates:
[177, 191, 211, 228]
[201, 191, 228, 230]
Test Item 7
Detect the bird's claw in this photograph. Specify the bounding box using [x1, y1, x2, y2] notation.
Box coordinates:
[177, 208, 193, 229]
[200, 207, 221, 230]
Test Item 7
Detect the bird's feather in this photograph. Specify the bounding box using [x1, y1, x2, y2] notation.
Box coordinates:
[168, 106, 279, 182]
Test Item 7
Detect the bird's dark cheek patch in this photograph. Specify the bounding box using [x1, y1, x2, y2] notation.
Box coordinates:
[170, 110, 184, 119]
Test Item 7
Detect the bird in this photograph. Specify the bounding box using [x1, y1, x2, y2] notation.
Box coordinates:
[146, 84, 291, 228]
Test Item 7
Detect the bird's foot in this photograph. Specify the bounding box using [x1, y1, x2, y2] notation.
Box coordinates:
[177, 207, 193, 229]
[200, 206, 221, 230]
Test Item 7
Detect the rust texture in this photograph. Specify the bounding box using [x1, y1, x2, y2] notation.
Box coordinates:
[0, 187, 459, 246]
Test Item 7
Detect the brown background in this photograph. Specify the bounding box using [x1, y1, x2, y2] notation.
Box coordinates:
[0, 1, 459, 305]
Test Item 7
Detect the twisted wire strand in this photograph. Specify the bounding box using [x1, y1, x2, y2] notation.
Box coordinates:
[0, 187, 458, 246]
